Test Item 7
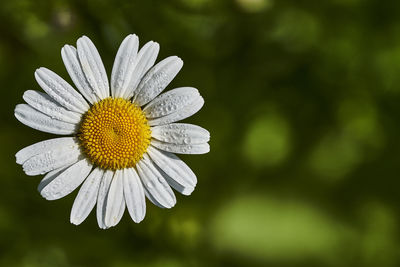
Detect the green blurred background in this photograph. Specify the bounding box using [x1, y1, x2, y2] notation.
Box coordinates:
[1, 0, 400, 266]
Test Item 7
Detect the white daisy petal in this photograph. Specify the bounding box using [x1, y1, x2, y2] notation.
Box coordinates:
[144, 190, 167, 209]
[160, 170, 195, 196]
[15, 104, 77, 135]
[148, 152, 196, 196]
[151, 123, 210, 145]
[148, 96, 204, 126]
[144, 87, 204, 126]
[22, 140, 81, 176]
[96, 170, 114, 229]
[136, 154, 176, 208]
[77, 36, 110, 99]
[123, 168, 146, 223]
[111, 34, 139, 98]
[134, 56, 183, 106]
[147, 146, 197, 188]
[23, 90, 82, 124]
[37, 165, 70, 193]
[144, 87, 199, 118]
[105, 169, 126, 227]
[40, 158, 92, 200]
[61, 45, 99, 104]
[16, 137, 77, 165]
[70, 167, 104, 225]
[34, 67, 89, 114]
[150, 139, 210, 155]
[120, 41, 160, 100]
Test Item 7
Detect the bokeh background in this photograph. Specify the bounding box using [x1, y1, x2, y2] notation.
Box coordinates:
[1, 0, 400, 266]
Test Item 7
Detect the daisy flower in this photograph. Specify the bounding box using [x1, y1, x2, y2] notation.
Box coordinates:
[14, 34, 210, 229]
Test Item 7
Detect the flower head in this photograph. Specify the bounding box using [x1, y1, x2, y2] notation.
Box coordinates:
[15, 34, 209, 228]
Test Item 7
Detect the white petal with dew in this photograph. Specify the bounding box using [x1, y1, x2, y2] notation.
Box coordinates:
[144, 87, 199, 118]
[123, 168, 146, 223]
[160, 168, 195, 196]
[134, 56, 183, 106]
[15, 104, 77, 135]
[61, 45, 99, 104]
[123, 41, 160, 99]
[77, 36, 109, 99]
[151, 123, 210, 145]
[34, 67, 89, 113]
[23, 90, 81, 124]
[37, 166, 70, 193]
[111, 34, 139, 98]
[136, 155, 176, 208]
[96, 170, 114, 229]
[70, 167, 104, 225]
[16, 137, 77, 165]
[22, 139, 81, 176]
[151, 139, 210, 155]
[147, 146, 197, 188]
[149, 92, 204, 126]
[40, 158, 92, 200]
[144, 190, 166, 209]
[104, 169, 126, 227]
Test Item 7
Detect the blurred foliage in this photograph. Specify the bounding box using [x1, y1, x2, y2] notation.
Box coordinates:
[1, 0, 400, 266]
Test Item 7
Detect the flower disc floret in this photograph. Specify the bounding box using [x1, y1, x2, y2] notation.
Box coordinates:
[79, 97, 151, 170]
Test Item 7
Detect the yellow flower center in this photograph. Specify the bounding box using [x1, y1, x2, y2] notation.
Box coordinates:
[79, 97, 151, 170]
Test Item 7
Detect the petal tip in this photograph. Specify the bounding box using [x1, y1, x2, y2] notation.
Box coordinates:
[133, 215, 145, 223]
[77, 35, 90, 46]
[70, 217, 81, 225]
[174, 56, 183, 64]
[152, 41, 160, 50]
